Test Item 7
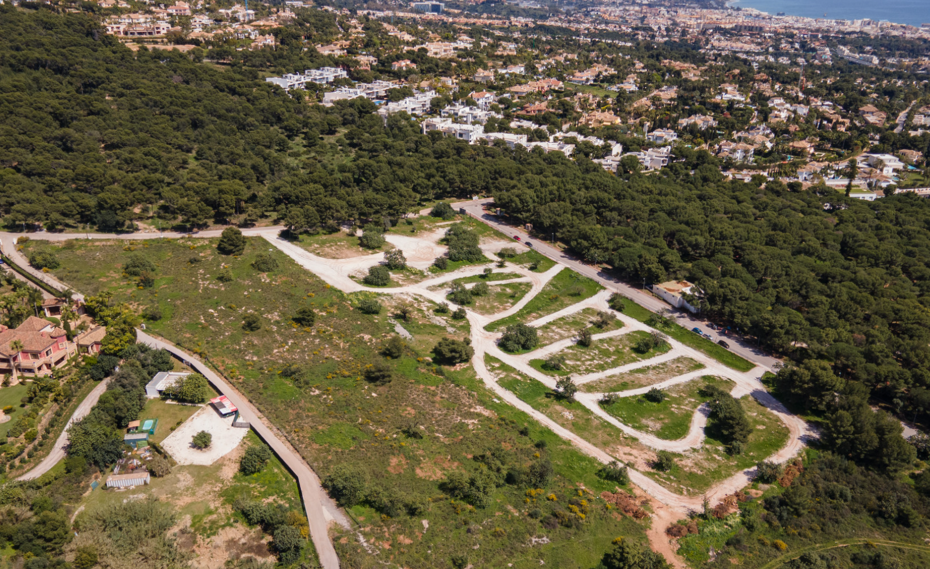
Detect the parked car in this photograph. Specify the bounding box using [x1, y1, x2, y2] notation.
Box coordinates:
[526, 242, 534, 248]
[691, 327, 703, 334]
[703, 334, 713, 340]
[717, 340, 730, 349]
[513, 235, 521, 241]
[707, 323, 718, 331]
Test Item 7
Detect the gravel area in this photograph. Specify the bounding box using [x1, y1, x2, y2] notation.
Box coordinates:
[161, 405, 249, 466]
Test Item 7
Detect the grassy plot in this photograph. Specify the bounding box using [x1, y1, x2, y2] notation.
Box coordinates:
[446, 272, 523, 284]
[530, 330, 671, 377]
[618, 302, 755, 372]
[487, 270, 603, 331]
[138, 398, 204, 444]
[296, 229, 394, 259]
[534, 307, 624, 346]
[645, 397, 790, 495]
[580, 357, 705, 393]
[600, 376, 733, 440]
[488, 356, 647, 462]
[30, 238, 652, 569]
[0, 384, 31, 439]
[505, 249, 556, 272]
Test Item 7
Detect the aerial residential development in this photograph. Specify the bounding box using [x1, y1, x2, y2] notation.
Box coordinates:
[1, 0, 930, 568]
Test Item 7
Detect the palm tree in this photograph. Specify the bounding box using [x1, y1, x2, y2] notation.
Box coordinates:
[8, 339, 23, 382]
[26, 288, 42, 318]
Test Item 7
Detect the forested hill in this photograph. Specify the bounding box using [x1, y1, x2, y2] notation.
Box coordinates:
[497, 151, 930, 425]
[0, 7, 348, 230]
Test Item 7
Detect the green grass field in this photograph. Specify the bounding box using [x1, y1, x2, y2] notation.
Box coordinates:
[618, 302, 755, 372]
[487, 270, 603, 331]
[600, 376, 732, 440]
[0, 384, 33, 438]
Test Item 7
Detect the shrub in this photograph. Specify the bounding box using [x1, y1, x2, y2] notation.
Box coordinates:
[433, 256, 449, 270]
[634, 331, 668, 354]
[597, 461, 629, 485]
[364, 360, 393, 384]
[142, 305, 163, 321]
[593, 310, 617, 329]
[497, 247, 518, 258]
[192, 431, 212, 450]
[773, 540, 788, 551]
[544, 354, 566, 371]
[292, 306, 315, 327]
[73, 546, 99, 569]
[607, 293, 627, 312]
[28, 250, 59, 270]
[147, 455, 171, 477]
[449, 283, 473, 305]
[242, 314, 262, 332]
[385, 249, 407, 270]
[653, 451, 675, 472]
[499, 323, 538, 352]
[577, 328, 593, 347]
[252, 253, 279, 272]
[430, 202, 456, 219]
[216, 266, 234, 282]
[124, 253, 156, 276]
[359, 230, 385, 249]
[644, 388, 666, 403]
[472, 282, 490, 297]
[451, 307, 467, 320]
[163, 373, 210, 404]
[382, 336, 406, 359]
[324, 464, 368, 507]
[358, 298, 382, 314]
[217, 227, 246, 255]
[364, 265, 391, 286]
[755, 461, 781, 484]
[274, 525, 304, 564]
[555, 377, 577, 402]
[436, 302, 450, 314]
[1, 406, 12, 414]
[240, 444, 273, 475]
[433, 337, 474, 365]
[138, 271, 155, 288]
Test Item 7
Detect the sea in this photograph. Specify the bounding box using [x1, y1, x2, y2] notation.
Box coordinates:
[731, 0, 930, 28]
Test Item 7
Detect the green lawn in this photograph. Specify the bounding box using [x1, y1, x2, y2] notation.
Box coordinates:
[487, 270, 603, 331]
[534, 307, 624, 346]
[600, 376, 732, 440]
[139, 398, 204, 444]
[506, 249, 555, 272]
[0, 384, 32, 438]
[618, 302, 755, 372]
[529, 330, 671, 377]
[580, 357, 705, 393]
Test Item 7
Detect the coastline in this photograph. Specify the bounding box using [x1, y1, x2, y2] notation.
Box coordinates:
[724, 0, 929, 28]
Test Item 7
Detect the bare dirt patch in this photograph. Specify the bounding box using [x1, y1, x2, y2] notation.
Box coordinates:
[161, 406, 249, 466]
[388, 455, 408, 474]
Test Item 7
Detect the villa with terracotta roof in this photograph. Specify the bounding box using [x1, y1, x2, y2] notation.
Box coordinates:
[0, 316, 72, 380]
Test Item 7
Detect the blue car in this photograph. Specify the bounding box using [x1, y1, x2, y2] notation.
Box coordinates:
[692, 327, 703, 335]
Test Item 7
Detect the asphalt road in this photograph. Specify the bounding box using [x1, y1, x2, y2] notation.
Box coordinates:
[455, 198, 782, 371]
[18, 378, 111, 481]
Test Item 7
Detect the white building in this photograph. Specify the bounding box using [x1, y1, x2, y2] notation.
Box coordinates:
[377, 90, 437, 117]
[650, 280, 700, 313]
[422, 118, 485, 142]
[265, 67, 349, 91]
[646, 128, 678, 144]
[145, 372, 191, 399]
[482, 132, 528, 148]
[440, 104, 500, 125]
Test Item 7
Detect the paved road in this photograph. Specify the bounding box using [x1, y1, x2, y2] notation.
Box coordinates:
[136, 331, 346, 569]
[455, 198, 781, 371]
[19, 378, 111, 481]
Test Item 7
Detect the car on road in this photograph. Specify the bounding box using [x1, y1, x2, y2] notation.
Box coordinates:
[707, 323, 718, 330]
[691, 327, 702, 334]
[526, 242, 534, 248]
[513, 235, 521, 241]
[718, 340, 730, 349]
